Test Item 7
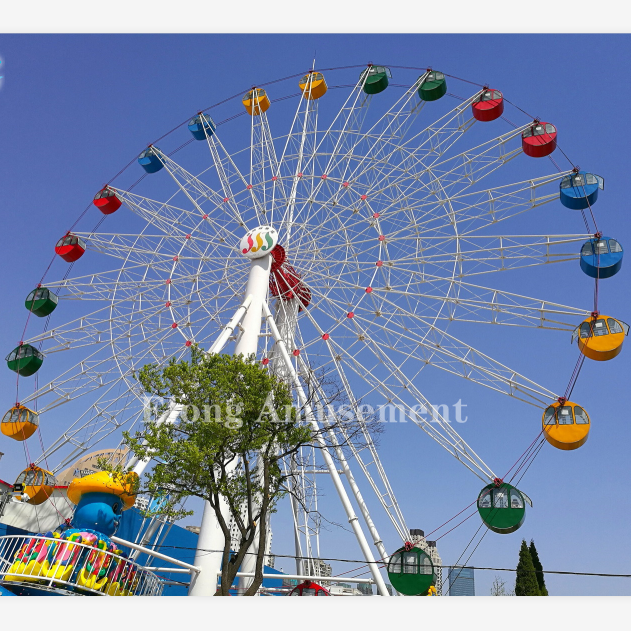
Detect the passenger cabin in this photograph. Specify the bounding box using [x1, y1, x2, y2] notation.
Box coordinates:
[13, 466, 56, 506]
[1, 406, 39, 441]
[138, 146, 164, 174]
[6, 345, 44, 377]
[288, 580, 331, 596]
[572, 315, 629, 361]
[560, 172, 604, 210]
[188, 114, 216, 140]
[54, 233, 86, 263]
[477, 482, 530, 534]
[24, 287, 58, 317]
[580, 236, 623, 279]
[542, 400, 590, 450]
[418, 71, 447, 101]
[299, 72, 328, 100]
[93, 187, 122, 214]
[386, 546, 435, 595]
[243, 89, 270, 116]
[472, 89, 504, 122]
[360, 66, 391, 95]
[521, 122, 557, 158]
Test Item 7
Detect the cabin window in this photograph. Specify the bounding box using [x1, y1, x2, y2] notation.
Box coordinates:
[592, 318, 608, 336]
[493, 489, 508, 508]
[585, 173, 598, 185]
[581, 242, 595, 256]
[609, 239, 623, 253]
[389, 552, 402, 574]
[574, 406, 589, 424]
[510, 489, 524, 509]
[608, 319, 623, 334]
[595, 240, 609, 254]
[557, 406, 573, 425]
[403, 551, 418, 574]
[479, 489, 492, 508]
[544, 407, 556, 425]
[420, 557, 432, 574]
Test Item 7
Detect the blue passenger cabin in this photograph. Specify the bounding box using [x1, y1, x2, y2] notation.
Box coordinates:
[580, 236, 623, 279]
[138, 146, 164, 174]
[560, 172, 603, 210]
[188, 114, 216, 141]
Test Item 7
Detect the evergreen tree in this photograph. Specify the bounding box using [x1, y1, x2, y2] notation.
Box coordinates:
[529, 540, 548, 595]
[514, 539, 540, 596]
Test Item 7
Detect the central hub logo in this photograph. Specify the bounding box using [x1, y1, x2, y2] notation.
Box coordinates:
[240, 225, 278, 259]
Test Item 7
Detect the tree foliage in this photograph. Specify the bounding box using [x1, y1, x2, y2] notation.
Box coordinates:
[515, 539, 540, 596]
[529, 539, 548, 596]
[122, 348, 315, 595]
[490, 575, 514, 596]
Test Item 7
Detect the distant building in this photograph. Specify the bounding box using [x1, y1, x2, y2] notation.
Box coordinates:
[357, 582, 373, 596]
[228, 506, 273, 567]
[447, 566, 475, 596]
[303, 558, 332, 584]
[329, 583, 362, 596]
[409, 528, 443, 595]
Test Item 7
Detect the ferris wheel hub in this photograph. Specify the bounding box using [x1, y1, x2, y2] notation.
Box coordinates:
[240, 225, 278, 259]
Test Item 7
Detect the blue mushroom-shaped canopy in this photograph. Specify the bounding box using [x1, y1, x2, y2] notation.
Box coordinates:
[560, 171, 603, 210]
[580, 236, 623, 279]
[188, 113, 216, 141]
[138, 146, 164, 174]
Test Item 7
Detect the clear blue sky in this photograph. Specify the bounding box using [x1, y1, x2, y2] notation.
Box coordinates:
[0, 34, 630, 596]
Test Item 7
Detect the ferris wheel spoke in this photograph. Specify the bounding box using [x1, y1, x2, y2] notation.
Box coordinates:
[296, 351, 409, 540]
[297, 311, 497, 483]
[111, 188, 204, 237]
[384, 234, 586, 279]
[151, 147, 249, 229]
[35, 378, 151, 471]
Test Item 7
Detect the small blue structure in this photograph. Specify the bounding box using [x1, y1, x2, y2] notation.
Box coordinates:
[188, 114, 216, 141]
[580, 236, 623, 279]
[560, 171, 604, 210]
[138, 146, 164, 174]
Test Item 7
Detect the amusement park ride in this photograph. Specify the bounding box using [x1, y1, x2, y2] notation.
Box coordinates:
[0, 63, 625, 597]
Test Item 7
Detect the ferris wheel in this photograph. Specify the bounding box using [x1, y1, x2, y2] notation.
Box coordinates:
[1, 63, 624, 597]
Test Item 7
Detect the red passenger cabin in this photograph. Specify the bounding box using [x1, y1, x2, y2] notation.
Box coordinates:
[288, 580, 331, 596]
[55, 233, 86, 263]
[521, 121, 557, 158]
[472, 89, 504, 122]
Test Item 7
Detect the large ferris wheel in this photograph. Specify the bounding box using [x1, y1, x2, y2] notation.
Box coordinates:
[1, 63, 625, 596]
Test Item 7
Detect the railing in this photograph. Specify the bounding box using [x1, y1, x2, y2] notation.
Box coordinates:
[0, 534, 164, 596]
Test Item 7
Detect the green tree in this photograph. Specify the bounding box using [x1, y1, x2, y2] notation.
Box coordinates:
[514, 539, 540, 596]
[529, 540, 548, 595]
[121, 348, 318, 596]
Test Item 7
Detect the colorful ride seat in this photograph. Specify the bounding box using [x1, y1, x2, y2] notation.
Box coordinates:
[55, 233, 86, 263]
[386, 546, 435, 595]
[521, 122, 557, 158]
[13, 466, 56, 506]
[138, 146, 164, 174]
[288, 580, 331, 596]
[572, 315, 629, 361]
[188, 113, 216, 140]
[560, 172, 604, 210]
[93, 187, 122, 214]
[360, 65, 391, 95]
[472, 89, 504, 122]
[6, 344, 44, 377]
[24, 286, 58, 317]
[418, 71, 447, 101]
[477, 482, 530, 534]
[299, 72, 328, 100]
[1, 405, 39, 441]
[243, 89, 270, 116]
[579, 236, 623, 279]
[542, 400, 590, 450]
